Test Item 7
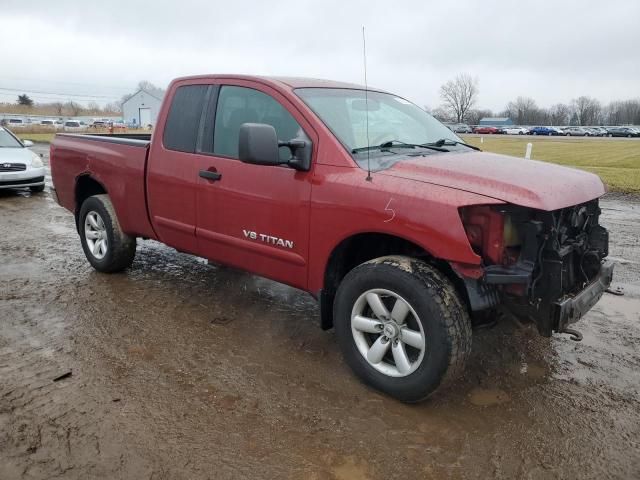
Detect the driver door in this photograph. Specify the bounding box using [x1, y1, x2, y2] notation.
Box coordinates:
[194, 82, 317, 290]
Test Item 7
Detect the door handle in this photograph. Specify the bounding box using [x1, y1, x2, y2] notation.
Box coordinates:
[199, 170, 222, 181]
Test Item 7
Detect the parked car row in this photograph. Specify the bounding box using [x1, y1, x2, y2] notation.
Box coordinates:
[0, 117, 126, 131]
[452, 124, 640, 137]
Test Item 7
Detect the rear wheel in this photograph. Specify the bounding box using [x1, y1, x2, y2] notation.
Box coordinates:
[79, 194, 136, 273]
[334, 256, 471, 402]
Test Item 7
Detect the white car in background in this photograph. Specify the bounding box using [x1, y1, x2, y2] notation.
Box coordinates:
[39, 119, 57, 127]
[0, 127, 45, 192]
[503, 126, 529, 135]
[63, 120, 86, 132]
[5, 118, 26, 128]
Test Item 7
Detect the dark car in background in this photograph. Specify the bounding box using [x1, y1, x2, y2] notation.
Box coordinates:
[607, 127, 640, 137]
[530, 126, 562, 136]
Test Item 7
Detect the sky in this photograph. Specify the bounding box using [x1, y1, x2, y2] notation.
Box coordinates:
[1, 0, 638, 111]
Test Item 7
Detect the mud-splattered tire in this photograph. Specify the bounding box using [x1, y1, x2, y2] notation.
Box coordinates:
[79, 194, 136, 273]
[334, 256, 471, 402]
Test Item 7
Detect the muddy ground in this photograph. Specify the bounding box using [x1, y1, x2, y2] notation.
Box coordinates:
[1, 145, 639, 479]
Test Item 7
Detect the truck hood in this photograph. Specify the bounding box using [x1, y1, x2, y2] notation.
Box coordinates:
[378, 151, 606, 211]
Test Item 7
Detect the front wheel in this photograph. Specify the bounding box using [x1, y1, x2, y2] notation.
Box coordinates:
[334, 256, 472, 402]
[79, 194, 136, 273]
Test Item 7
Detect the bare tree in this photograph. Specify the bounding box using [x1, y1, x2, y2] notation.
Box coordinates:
[505, 97, 539, 125]
[430, 106, 454, 123]
[51, 102, 64, 116]
[439, 74, 478, 123]
[465, 108, 494, 126]
[85, 101, 102, 114]
[548, 103, 571, 126]
[104, 101, 122, 113]
[604, 99, 640, 125]
[572, 96, 601, 126]
[65, 101, 82, 116]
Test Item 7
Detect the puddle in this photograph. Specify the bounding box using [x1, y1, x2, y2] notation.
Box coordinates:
[468, 388, 511, 406]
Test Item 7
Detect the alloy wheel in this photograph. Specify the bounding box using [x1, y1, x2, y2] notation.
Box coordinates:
[350, 289, 426, 377]
[84, 211, 108, 260]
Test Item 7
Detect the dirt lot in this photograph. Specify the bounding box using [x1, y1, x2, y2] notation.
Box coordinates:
[1, 146, 639, 479]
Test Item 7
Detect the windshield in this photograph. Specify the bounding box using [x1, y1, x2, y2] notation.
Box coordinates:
[295, 88, 462, 169]
[0, 127, 24, 148]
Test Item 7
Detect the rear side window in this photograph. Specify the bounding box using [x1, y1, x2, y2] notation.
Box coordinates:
[163, 85, 208, 153]
[211, 86, 303, 161]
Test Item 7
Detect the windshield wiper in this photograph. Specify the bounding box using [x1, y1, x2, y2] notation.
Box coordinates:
[352, 140, 449, 154]
[423, 139, 480, 151]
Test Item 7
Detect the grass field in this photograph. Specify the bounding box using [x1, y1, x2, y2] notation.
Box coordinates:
[17, 132, 56, 143]
[461, 135, 640, 194]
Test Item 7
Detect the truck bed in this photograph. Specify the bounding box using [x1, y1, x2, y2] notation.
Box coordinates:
[61, 132, 152, 145]
[50, 133, 156, 239]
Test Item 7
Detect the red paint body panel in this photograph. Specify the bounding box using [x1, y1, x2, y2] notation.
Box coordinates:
[50, 74, 607, 296]
[50, 135, 155, 239]
[306, 164, 504, 293]
[380, 152, 606, 211]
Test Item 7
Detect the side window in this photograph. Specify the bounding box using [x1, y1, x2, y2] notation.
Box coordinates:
[211, 86, 303, 161]
[163, 85, 208, 153]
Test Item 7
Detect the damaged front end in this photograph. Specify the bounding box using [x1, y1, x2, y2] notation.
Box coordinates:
[457, 199, 613, 337]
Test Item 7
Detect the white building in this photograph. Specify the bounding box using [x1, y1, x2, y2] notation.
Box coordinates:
[122, 89, 163, 127]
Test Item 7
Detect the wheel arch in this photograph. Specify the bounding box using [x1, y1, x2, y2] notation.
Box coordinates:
[74, 174, 108, 231]
[318, 231, 468, 330]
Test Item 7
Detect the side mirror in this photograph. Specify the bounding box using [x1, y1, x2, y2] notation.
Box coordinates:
[238, 123, 281, 166]
[22, 140, 34, 147]
[238, 123, 312, 171]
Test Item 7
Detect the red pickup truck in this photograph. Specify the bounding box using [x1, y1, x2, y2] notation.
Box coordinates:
[51, 75, 613, 402]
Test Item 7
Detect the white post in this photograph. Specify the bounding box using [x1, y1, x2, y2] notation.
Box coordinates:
[480, 137, 484, 144]
[525, 142, 533, 160]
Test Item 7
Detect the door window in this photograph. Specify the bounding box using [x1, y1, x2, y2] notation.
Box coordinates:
[211, 86, 303, 161]
[163, 85, 208, 153]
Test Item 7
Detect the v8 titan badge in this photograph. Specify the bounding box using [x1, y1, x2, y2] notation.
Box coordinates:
[243, 229, 294, 249]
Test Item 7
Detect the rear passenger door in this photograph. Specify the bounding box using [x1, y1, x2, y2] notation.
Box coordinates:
[147, 83, 213, 255]
[194, 82, 316, 290]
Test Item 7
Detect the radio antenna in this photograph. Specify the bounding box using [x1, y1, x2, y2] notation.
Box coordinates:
[362, 26, 372, 181]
